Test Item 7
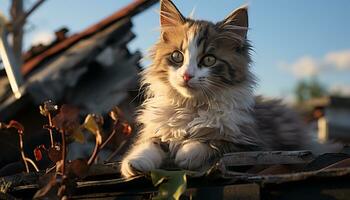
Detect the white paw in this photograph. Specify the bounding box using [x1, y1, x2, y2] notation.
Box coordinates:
[120, 142, 165, 178]
[120, 156, 156, 178]
[175, 141, 211, 170]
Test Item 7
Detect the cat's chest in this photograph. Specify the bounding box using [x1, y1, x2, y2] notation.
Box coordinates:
[143, 102, 248, 140]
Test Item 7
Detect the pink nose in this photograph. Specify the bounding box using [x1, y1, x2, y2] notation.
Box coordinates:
[183, 73, 193, 82]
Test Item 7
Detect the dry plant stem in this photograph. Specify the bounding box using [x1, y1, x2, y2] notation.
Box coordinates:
[45, 164, 56, 174]
[24, 158, 39, 172]
[19, 133, 29, 172]
[48, 113, 54, 147]
[100, 128, 117, 149]
[88, 131, 102, 166]
[61, 130, 66, 175]
[106, 140, 127, 162]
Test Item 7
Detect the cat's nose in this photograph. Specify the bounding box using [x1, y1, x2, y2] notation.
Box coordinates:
[183, 73, 193, 82]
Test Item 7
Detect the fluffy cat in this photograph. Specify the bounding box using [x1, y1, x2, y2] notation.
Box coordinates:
[120, 0, 339, 178]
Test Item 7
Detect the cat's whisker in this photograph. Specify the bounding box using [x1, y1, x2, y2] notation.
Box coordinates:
[206, 78, 231, 90]
[199, 86, 212, 111]
[203, 85, 220, 110]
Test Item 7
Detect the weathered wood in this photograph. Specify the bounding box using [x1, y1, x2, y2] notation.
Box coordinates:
[26, 18, 133, 103]
[6, 164, 350, 199]
[222, 151, 314, 166]
[0, 13, 23, 99]
[10, 0, 24, 63]
[0, 151, 315, 187]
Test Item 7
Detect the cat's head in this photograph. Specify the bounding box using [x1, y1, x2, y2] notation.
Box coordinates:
[146, 0, 253, 101]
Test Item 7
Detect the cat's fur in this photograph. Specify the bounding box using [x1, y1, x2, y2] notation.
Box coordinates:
[120, 0, 339, 178]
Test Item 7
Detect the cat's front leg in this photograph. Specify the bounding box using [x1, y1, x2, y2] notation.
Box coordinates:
[121, 142, 166, 178]
[175, 141, 215, 170]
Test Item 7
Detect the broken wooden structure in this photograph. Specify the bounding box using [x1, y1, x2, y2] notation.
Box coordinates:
[2, 149, 350, 199]
[0, 0, 158, 120]
[0, 0, 158, 169]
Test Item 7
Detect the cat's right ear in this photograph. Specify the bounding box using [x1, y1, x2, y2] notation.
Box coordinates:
[160, 0, 185, 28]
[221, 6, 249, 39]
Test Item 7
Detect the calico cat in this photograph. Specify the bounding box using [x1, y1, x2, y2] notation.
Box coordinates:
[120, 0, 339, 178]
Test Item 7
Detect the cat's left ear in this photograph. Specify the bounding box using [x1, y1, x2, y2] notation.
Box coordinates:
[221, 6, 249, 38]
[160, 0, 185, 28]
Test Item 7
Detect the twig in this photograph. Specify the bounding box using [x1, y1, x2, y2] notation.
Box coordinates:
[61, 130, 66, 175]
[48, 113, 54, 147]
[106, 140, 127, 162]
[23, 0, 46, 21]
[100, 129, 117, 150]
[24, 158, 39, 172]
[46, 164, 56, 174]
[88, 130, 102, 166]
[19, 133, 29, 172]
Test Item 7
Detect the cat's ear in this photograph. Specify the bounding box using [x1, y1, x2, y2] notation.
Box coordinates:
[160, 0, 185, 28]
[221, 6, 248, 38]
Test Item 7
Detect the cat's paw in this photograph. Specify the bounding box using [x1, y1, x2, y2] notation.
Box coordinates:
[175, 141, 211, 170]
[120, 142, 165, 178]
[120, 157, 156, 178]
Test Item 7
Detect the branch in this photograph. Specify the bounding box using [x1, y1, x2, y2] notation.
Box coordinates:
[24, 157, 39, 172]
[12, 0, 46, 30]
[24, 0, 46, 20]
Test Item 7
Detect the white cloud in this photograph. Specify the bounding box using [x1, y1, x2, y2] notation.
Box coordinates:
[329, 83, 350, 96]
[291, 56, 319, 78]
[280, 49, 350, 78]
[30, 31, 54, 46]
[324, 50, 350, 70]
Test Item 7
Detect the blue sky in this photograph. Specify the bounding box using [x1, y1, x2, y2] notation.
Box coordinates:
[1, 0, 350, 101]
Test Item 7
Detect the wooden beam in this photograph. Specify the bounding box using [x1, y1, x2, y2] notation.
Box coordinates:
[221, 151, 314, 166]
[0, 13, 23, 99]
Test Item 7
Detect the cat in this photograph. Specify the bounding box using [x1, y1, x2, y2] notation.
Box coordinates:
[120, 0, 340, 178]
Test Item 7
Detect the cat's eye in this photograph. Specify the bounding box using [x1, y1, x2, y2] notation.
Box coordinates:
[171, 50, 184, 63]
[201, 55, 216, 67]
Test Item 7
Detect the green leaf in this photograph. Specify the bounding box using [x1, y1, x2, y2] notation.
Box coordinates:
[151, 169, 187, 200]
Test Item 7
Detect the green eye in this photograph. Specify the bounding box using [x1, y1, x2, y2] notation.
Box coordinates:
[202, 55, 216, 67]
[171, 50, 184, 63]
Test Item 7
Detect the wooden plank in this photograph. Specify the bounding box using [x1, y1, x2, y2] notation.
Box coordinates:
[222, 150, 314, 166]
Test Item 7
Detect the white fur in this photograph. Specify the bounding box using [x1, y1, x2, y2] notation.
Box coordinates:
[169, 32, 210, 98]
[120, 73, 257, 177]
[120, 142, 166, 177]
[175, 141, 212, 170]
[139, 80, 256, 142]
[120, 27, 258, 178]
